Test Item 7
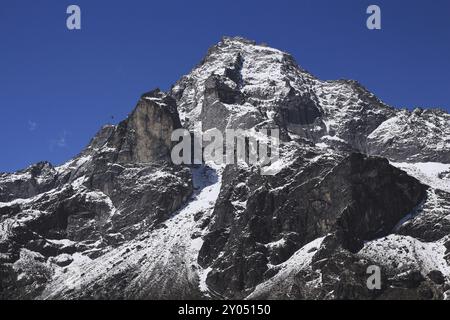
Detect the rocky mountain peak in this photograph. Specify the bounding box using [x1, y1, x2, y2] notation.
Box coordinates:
[0, 37, 449, 300]
[170, 37, 448, 164]
[171, 37, 315, 132]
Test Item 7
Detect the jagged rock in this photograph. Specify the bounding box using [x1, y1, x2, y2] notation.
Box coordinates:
[428, 270, 445, 285]
[390, 270, 425, 289]
[367, 108, 450, 163]
[0, 162, 58, 203]
[0, 89, 192, 299]
[51, 254, 74, 267]
[396, 189, 450, 242]
[198, 152, 427, 298]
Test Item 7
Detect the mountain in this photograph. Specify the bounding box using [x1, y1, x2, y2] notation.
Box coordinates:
[1, 36, 449, 300]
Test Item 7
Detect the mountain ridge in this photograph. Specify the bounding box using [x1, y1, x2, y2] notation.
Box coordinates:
[0, 36, 449, 300]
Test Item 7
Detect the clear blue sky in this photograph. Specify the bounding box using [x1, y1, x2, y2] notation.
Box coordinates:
[0, 0, 449, 172]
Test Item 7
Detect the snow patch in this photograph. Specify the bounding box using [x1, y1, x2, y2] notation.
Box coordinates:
[247, 236, 325, 299]
[360, 234, 450, 278]
[391, 162, 450, 192]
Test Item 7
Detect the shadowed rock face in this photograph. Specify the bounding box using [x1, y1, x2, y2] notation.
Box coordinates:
[198, 153, 427, 299]
[1, 37, 449, 300]
[0, 162, 58, 203]
[333, 153, 428, 252]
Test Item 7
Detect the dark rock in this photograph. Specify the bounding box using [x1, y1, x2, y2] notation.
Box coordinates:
[428, 270, 445, 285]
[199, 153, 426, 298]
[390, 270, 425, 289]
[190, 232, 202, 239]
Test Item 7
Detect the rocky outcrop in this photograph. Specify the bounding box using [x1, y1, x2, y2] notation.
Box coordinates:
[79, 89, 181, 165]
[0, 90, 192, 299]
[0, 162, 58, 203]
[198, 153, 427, 298]
[367, 108, 450, 163]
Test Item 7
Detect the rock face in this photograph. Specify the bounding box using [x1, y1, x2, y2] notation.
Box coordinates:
[1, 37, 449, 300]
[0, 162, 58, 203]
[0, 90, 192, 299]
[367, 108, 450, 163]
[198, 153, 427, 299]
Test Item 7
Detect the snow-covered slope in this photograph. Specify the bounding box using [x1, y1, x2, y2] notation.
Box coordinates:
[38, 165, 222, 299]
[360, 235, 450, 278]
[246, 237, 325, 300]
[391, 162, 450, 193]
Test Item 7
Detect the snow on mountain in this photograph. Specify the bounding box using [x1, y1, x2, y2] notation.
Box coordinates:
[1, 37, 449, 300]
[391, 162, 450, 193]
[360, 234, 450, 279]
[246, 236, 325, 300]
[172, 37, 296, 129]
[368, 108, 450, 162]
[39, 165, 222, 299]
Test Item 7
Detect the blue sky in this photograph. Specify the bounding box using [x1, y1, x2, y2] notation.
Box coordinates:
[0, 0, 449, 172]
